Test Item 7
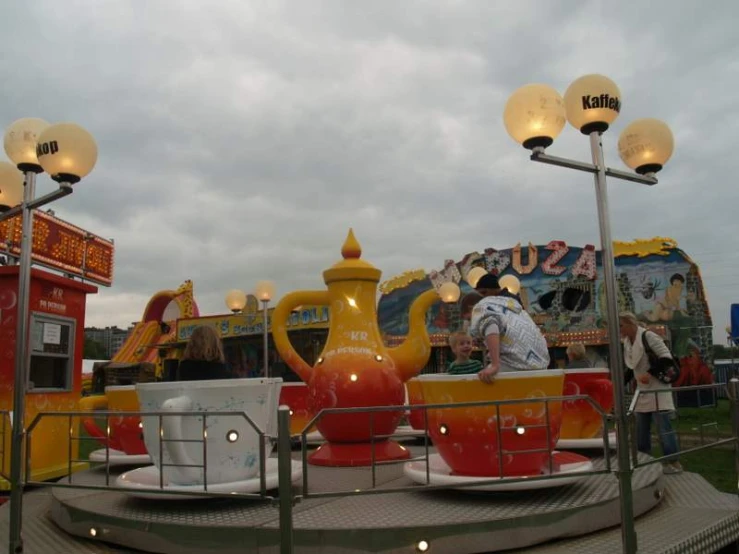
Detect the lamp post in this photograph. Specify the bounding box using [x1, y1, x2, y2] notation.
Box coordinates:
[2, 118, 97, 554]
[225, 289, 247, 313]
[254, 280, 276, 378]
[465, 266, 487, 289]
[503, 75, 674, 554]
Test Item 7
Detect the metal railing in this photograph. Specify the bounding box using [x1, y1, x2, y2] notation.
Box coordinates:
[24, 409, 274, 500]
[627, 380, 739, 480]
[13, 380, 739, 554]
[295, 394, 614, 498]
[0, 411, 9, 481]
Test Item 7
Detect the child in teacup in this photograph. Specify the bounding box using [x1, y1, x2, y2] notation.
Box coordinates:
[447, 331, 484, 375]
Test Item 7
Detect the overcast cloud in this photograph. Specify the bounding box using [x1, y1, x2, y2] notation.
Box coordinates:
[2, 0, 737, 343]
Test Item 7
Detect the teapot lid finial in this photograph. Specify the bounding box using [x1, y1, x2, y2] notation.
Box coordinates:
[341, 228, 362, 259]
[324, 228, 381, 284]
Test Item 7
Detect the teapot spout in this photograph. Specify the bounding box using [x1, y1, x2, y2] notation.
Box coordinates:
[387, 289, 441, 383]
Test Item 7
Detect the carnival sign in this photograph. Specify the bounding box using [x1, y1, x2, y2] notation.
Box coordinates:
[0, 209, 115, 286]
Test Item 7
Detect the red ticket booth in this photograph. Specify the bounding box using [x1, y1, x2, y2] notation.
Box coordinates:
[0, 266, 97, 488]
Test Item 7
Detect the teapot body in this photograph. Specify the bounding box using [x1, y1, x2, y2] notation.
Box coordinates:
[307, 279, 404, 440]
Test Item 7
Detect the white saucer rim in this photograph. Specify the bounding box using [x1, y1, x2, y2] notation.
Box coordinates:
[89, 448, 152, 465]
[115, 458, 301, 500]
[556, 431, 617, 450]
[404, 452, 594, 492]
[302, 425, 425, 444]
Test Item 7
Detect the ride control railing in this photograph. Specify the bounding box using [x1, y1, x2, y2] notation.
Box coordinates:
[627, 379, 739, 481]
[296, 393, 613, 497]
[16, 380, 739, 554]
[23, 409, 275, 500]
[0, 410, 10, 481]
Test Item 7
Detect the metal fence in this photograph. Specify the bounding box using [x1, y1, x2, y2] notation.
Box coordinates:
[11, 380, 739, 554]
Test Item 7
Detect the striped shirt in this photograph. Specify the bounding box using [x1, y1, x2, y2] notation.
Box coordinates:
[448, 359, 484, 375]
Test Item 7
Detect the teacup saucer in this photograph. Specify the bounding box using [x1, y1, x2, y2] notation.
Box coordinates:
[89, 448, 152, 466]
[395, 425, 426, 439]
[404, 451, 593, 492]
[115, 458, 302, 500]
[302, 425, 426, 445]
[556, 431, 617, 450]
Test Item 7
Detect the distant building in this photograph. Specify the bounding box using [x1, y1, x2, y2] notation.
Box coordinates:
[84, 326, 133, 358]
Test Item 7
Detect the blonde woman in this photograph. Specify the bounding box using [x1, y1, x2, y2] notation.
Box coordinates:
[565, 343, 590, 369]
[619, 311, 682, 474]
[177, 325, 232, 381]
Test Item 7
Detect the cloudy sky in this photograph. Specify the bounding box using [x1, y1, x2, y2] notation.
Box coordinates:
[2, 0, 737, 343]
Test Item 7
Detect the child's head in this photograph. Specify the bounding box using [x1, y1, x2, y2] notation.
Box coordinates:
[449, 331, 474, 360]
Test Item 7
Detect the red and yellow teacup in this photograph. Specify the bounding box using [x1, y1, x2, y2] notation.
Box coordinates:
[279, 382, 315, 436]
[405, 379, 426, 430]
[79, 385, 147, 455]
[561, 368, 613, 440]
[416, 370, 565, 477]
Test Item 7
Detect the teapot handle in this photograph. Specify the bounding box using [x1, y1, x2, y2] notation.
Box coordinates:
[272, 290, 330, 382]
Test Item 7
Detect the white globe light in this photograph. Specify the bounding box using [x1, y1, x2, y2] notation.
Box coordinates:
[255, 280, 276, 302]
[225, 289, 247, 312]
[564, 74, 621, 134]
[499, 274, 521, 295]
[438, 282, 461, 303]
[503, 84, 566, 150]
[618, 118, 674, 175]
[0, 162, 24, 211]
[465, 267, 487, 288]
[36, 123, 98, 183]
[3, 118, 50, 170]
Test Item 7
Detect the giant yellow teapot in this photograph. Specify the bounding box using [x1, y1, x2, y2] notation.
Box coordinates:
[272, 229, 445, 466]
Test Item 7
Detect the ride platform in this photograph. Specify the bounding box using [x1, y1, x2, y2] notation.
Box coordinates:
[1, 444, 736, 554]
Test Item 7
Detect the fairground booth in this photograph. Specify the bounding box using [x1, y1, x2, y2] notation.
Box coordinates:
[377, 237, 715, 405]
[0, 210, 114, 487]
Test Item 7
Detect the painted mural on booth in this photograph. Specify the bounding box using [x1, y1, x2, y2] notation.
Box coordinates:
[377, 239, 713, 388]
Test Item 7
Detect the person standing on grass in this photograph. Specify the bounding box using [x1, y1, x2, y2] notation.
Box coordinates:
[619, 311, 683, 474]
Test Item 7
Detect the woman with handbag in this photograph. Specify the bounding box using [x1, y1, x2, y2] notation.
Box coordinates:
[619, 311, 683, 474]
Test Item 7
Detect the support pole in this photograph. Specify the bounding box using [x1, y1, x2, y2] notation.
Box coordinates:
[8, 171, 36, 554]
[277, 406, 294, 554]
[262, 300, 270, 378]
[728, 378, 739, 494]
[589, 131, 637, 554]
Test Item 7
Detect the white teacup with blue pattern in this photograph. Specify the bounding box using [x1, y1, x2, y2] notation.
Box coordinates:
[136, 378, 282, 485]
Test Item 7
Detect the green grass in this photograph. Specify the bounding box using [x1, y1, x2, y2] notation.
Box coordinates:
[674, 399, 733, 437]
[648, 399, 738, 493]
[680, 448, 737, 493]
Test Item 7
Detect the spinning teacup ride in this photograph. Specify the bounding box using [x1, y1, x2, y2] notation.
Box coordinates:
[403, 371, 594, 491]
[114, 377, 300, 499]
[79, 385, 152, 466]
[557, 367, 616, 449]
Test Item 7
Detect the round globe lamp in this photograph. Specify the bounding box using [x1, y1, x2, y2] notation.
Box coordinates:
[0, 162, 24, 212]
[3, 118, 49, 173]
[564, 74, 621, 134]
[465, 266, 487, 288]
[36, 123, 98, 184]
[225, 289, 247, 313]
[438, 282, 461, 303]
[255, 280, 276, 302]
[618, 118, 674, 175]
[503, 84, 566, 150]
[499, 274, 521, 295]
